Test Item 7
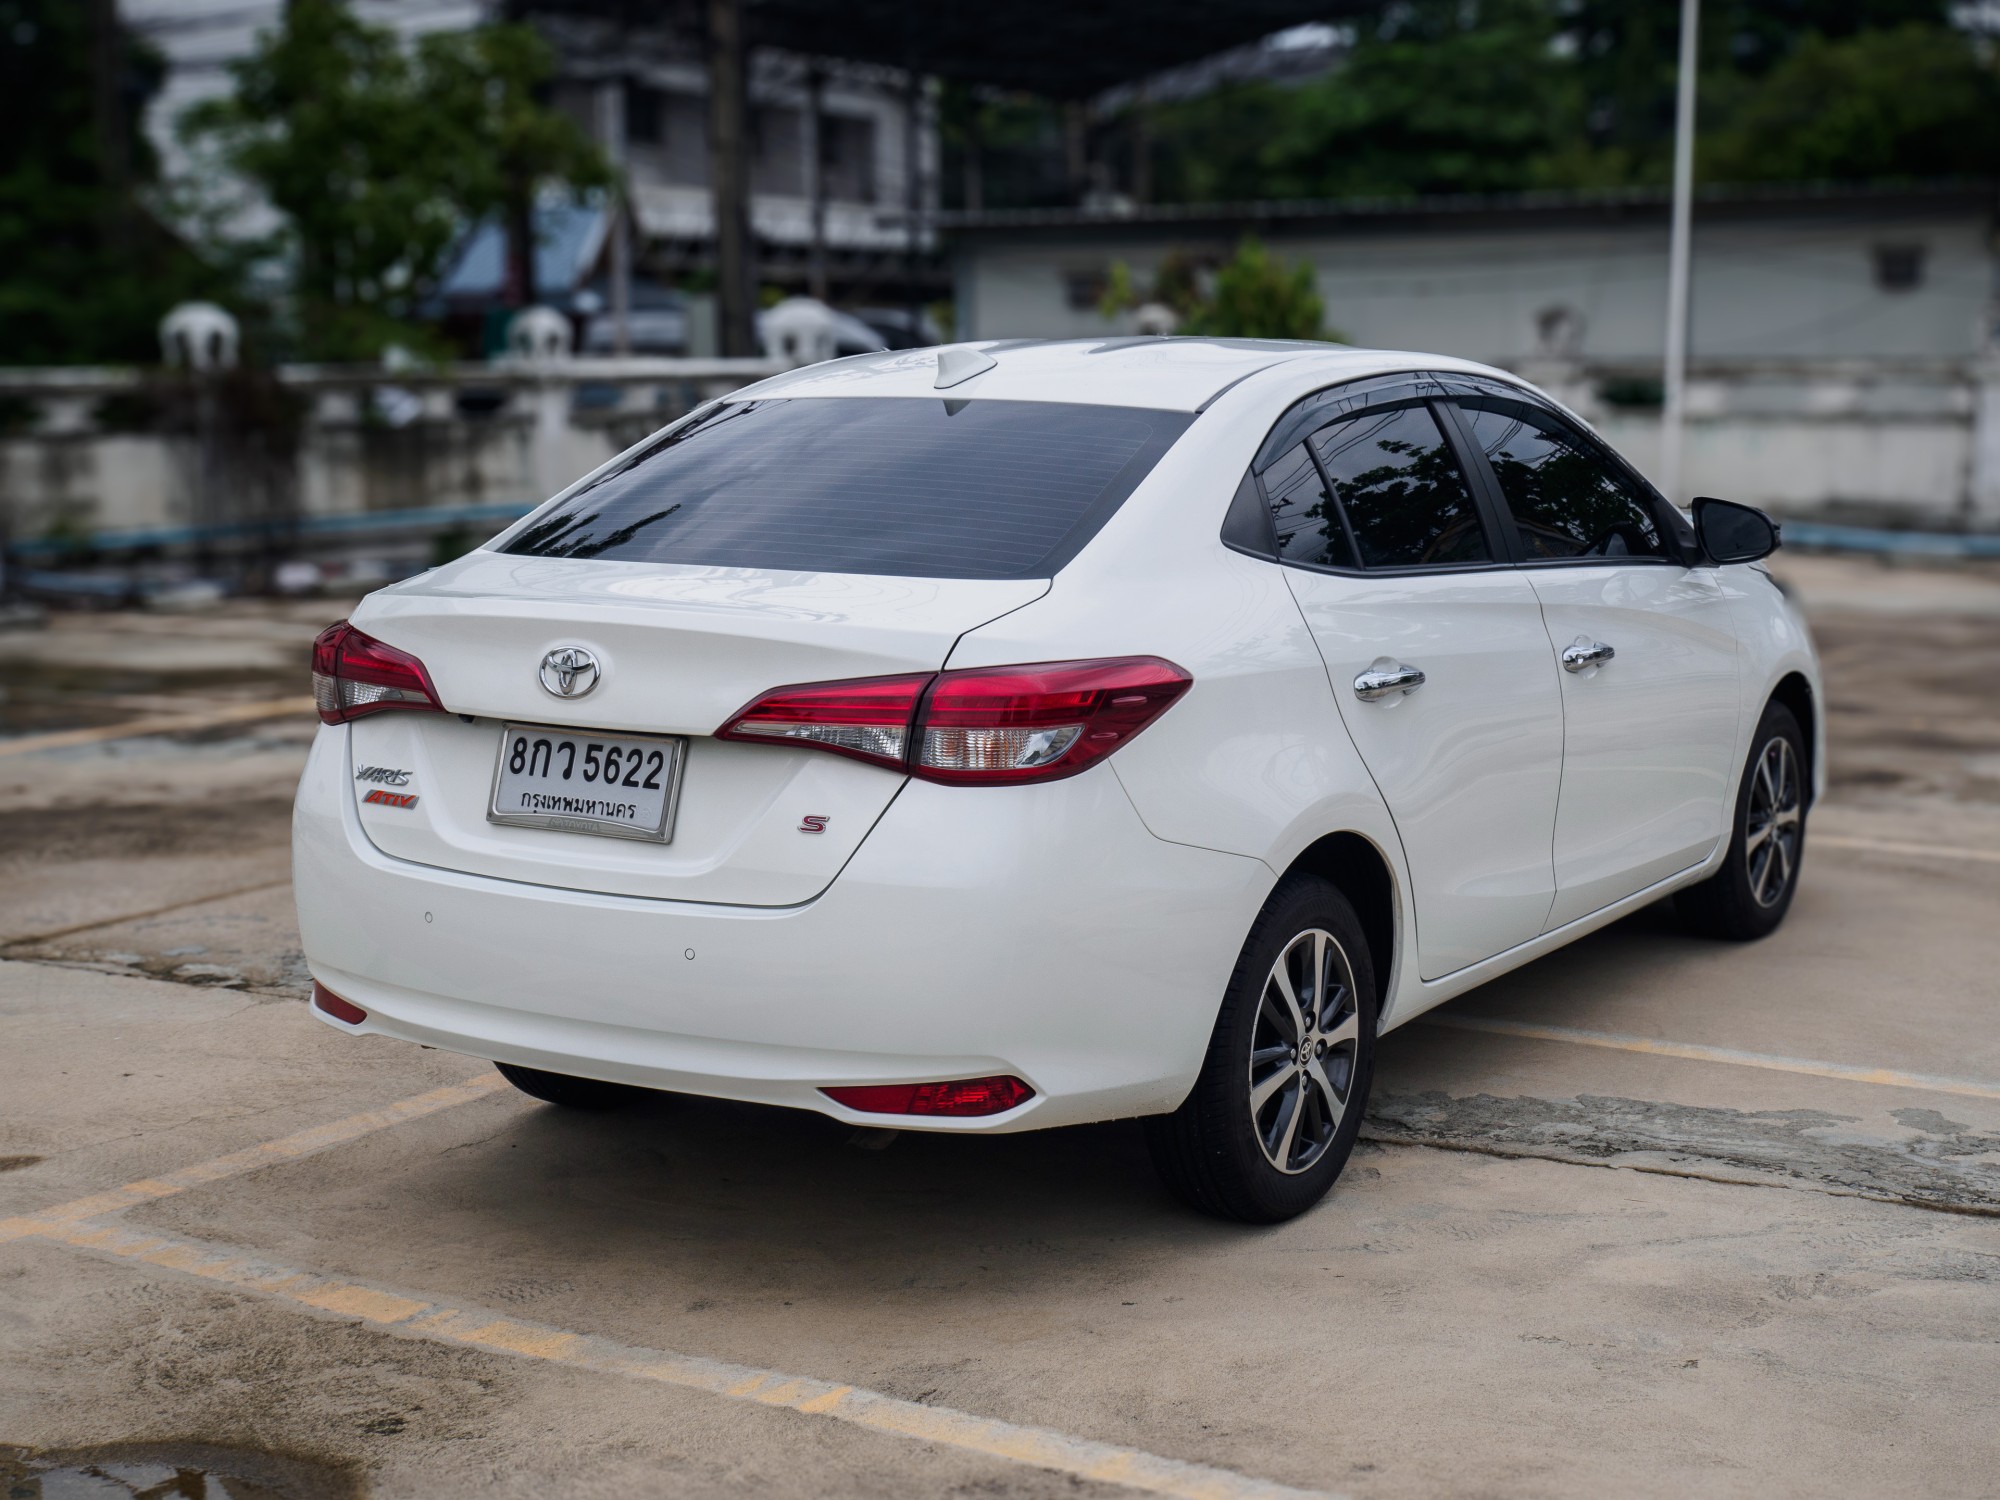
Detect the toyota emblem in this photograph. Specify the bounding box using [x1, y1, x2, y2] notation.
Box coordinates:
[539, 646, 601, 698]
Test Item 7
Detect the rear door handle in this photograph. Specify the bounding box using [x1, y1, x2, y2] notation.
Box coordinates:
[1354, 658, 1426, 702]
[1562, 638, 1616, 672]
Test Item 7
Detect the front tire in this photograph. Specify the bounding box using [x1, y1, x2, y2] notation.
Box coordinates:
[1675, 700, 1807, 941]
[1146, 875, 1376, 1223]
[495, 1061, 641, 1110]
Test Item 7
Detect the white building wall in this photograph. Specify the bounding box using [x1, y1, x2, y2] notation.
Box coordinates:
[959, 214, 1991, 364]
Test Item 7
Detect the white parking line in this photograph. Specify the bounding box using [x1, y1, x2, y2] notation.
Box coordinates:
[1417, 1015, 2000, 1101]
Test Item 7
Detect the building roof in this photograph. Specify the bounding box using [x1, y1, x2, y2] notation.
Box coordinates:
[940, 179, 1998, 241]
[434, 202, 610, 306]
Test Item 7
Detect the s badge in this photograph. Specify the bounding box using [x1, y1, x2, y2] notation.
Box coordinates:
[798, 815, 829, 834]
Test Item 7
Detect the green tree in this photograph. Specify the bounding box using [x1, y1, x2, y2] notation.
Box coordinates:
[414, 24, 611, 312]
[1701, 23, 2000, 183]
[0, 0, 223, 363]
[1182, 238, 1328, 341]
[182, 1, 606, 361]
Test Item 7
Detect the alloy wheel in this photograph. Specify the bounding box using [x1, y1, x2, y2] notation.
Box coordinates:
[1745, 734, 1802, 908]
[1248, 928, 1361, 1174]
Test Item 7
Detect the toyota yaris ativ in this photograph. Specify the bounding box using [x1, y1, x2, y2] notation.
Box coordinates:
[296, 339, 1819, 1222]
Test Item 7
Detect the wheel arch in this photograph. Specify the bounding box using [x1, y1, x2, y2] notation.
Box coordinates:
[1277, 831, 1397, 1012]
[1769, 671, 1817, 809]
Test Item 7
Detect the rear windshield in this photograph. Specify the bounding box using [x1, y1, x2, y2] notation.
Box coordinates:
[500, 397, 1193, 579]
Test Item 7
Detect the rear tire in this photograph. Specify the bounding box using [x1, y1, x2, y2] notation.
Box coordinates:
[1675, 700, 1807, 941]
[495, 1061, 641, 1110]
[1145, 875, 1376, 1223]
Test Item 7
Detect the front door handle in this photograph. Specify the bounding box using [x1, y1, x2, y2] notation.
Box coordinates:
[1562, 638, 1616, 673]
[1354, 658, 1426, 702]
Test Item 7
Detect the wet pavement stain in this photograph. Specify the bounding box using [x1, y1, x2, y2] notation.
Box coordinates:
[1366, 1091, 2000, 1215]
[0, 1442, 359, 1500]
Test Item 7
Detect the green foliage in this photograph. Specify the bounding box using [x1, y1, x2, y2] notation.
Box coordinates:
[1182, 238, 1328, 340]
[1135, 0, 1989, 203]
[182, 1, 607, 362]
[0, 0, 225, 363]
[1701, 24, 2000, 183]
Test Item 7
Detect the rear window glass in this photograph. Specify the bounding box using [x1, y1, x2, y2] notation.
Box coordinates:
[500, 397, 1193, 579]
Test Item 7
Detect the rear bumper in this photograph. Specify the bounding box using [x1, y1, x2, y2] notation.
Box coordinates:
[294, 726, 1272, 1131]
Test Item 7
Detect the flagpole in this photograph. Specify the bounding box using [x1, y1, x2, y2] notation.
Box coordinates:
[1660, 0, 1700, 505]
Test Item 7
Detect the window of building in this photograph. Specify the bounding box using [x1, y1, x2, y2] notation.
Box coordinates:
[625, 82, 663, 147]
[1873, 244, 1926, 292]
[1456, 400, 1666, 562]
[752, 106, 805, 196]
[819, 114, 877, 203]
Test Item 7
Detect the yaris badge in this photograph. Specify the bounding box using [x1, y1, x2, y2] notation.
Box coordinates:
[539, 646, 600, 698]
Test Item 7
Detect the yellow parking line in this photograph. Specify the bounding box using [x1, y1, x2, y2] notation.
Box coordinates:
[1417, 1016, 2000, 1101]
[0, 695, 317, 758]
[1812, 833, 2000, 865]
[20, 1214, 1340, 1500]
[0, 1072, 510, 1243]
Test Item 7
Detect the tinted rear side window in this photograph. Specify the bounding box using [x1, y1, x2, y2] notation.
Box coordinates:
[501, 397, 1193, 579]
[1309, 405, 1490, 569]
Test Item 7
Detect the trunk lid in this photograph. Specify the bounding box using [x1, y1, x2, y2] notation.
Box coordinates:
[343, 553, 1046, 904]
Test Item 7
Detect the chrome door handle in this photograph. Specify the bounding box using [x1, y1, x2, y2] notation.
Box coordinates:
[1354, 658, 1426, 702]
[1562, 638, 1616, 672]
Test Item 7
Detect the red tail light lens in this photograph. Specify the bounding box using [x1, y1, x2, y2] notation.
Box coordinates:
[915, 656, 1191, 785]
[312, 982, 368, 1025]
[823, 1075, 1034, 1117]
[714, 657, 1190, 785]
[714, 673, 931, 772]
[311, 621, 445, 725]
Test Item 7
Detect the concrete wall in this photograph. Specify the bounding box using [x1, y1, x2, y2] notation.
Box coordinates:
[957, 212, 1993, 364]
[0, 359, 779, 562]
[949, 197, 2000, 527]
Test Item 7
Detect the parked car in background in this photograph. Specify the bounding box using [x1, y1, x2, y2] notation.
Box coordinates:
[296, 339, 1819, 1222]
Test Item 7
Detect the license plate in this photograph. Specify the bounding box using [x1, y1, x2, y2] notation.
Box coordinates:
[488, 723, 686, 843]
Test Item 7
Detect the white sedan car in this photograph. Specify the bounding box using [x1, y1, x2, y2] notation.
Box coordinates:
[296, 339, 1820, 1222]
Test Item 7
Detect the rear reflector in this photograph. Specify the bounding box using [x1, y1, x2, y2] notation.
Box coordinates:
[312, 982, 368, 1026]
[716, 657, 1190, 786]
[312, 621, 445, 725]
[822, 1075, 1034, 1117]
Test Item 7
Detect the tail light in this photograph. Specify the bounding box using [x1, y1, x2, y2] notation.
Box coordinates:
[716, 656, 1190, 786]
[713, 673, 931, 772]
[823, 1075, 1034, 1117]
[312, 621, 445, 725]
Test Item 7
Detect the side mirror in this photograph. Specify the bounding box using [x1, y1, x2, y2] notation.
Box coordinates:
[1692, 496, 1780, 565]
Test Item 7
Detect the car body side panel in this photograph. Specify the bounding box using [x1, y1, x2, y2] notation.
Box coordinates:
[943, 390, 1420, 1020]
[1526, 562, 1743, 930]
[1723, 564, 1828, 802]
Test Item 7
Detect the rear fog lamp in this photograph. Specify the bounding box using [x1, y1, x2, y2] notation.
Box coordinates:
[822, 1075, 1034, 1117]
[312, 983, 368, 1026]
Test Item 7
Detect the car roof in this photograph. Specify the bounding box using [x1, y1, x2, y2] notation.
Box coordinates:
[731, 337, 1518, 414]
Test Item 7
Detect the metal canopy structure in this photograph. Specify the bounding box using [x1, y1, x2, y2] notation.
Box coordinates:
[524, 0, 1362, 98]
[740, 0, 1364, 99]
